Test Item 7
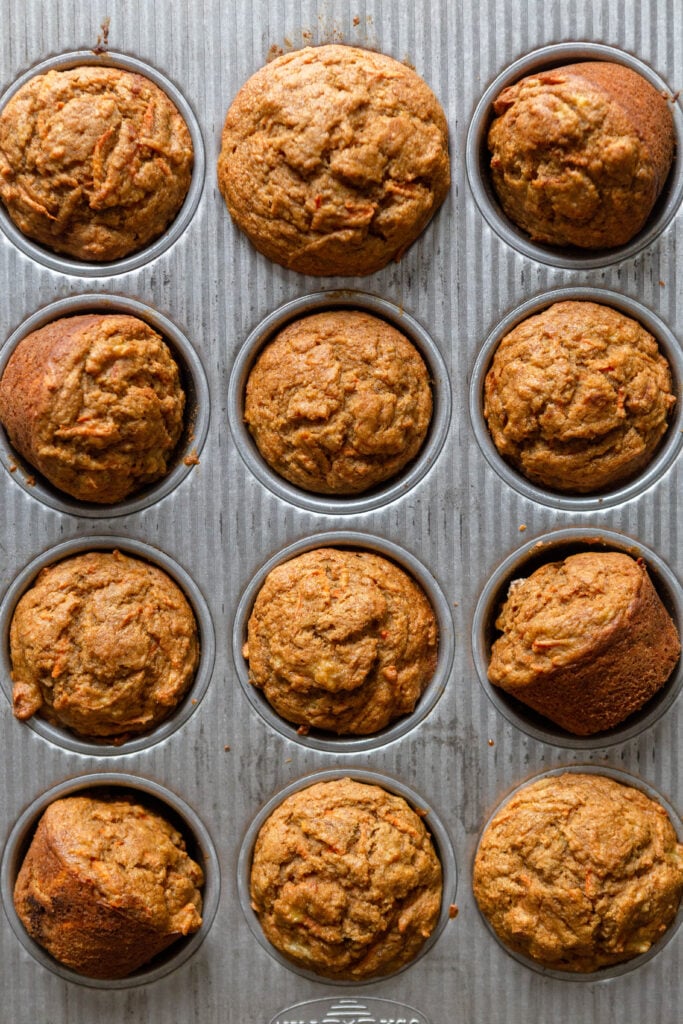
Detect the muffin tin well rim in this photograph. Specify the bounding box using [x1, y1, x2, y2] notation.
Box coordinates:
[471, 763, 683, 981]
[468, 286, 683, 512]
[0, 771, 221, 989]
[0, 292, 211, 518]
[0, 49, 206, 277]
[232, 529, 455, 753]
[236, 767, 457, 986]
[227, 289, 452, 516]
[0, 535, 216, 757]
[471, 526, 683, 749]
[465, 41, 683, 270]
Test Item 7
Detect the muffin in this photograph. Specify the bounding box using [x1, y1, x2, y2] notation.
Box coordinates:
[244, 547, 438, 734]
[245, 310, 433, 494]
[0, 313, 186, 504]
[473, 772, 683, 972]
[488, 61, 675, 249]
[14, 794, 204, 978]
[487, 550, 681, 735]
[217, 44, 450, 275]
[10, 550, 200, 741]
[249, 778, 442, 979]
[483, 301, 676, 493]
[0, 65, 193, 261]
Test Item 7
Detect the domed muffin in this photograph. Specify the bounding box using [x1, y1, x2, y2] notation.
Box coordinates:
[488, 61, 675, 249]
[487, 550, 680, 735]
[0, 65, 193, 261]
[245, 310, 433, 494]
[250, 777, 442, 979]
[0, 313, 186, 504]
[14, 794, 204, 978]
[483, 300, 676, 493]
[10, 550, 200, 741]
[473, 772, 683, 972]
[218, 44, 450, 275]
[244, 547, 438, 735]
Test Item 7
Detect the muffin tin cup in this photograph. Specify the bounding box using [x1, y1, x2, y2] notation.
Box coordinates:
[472, 763, 683, 980]
[237, 767, 457, 986]
[0, 50, 205, 277]
[0, 535, 216, 757]
[227, 290, 452, 515]
[0, 772, 221, 989]
[466, 42, 683, 270]
[232, 530, 455, 753]
[471, 527, 683, 749]
[0, 293, 211, 517]
[469, 287, 683, 512]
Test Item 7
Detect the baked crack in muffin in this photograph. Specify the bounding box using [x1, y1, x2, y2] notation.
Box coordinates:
[488, 550, 681, 735]
[488, 61, 675, 249]
[10, 550, 200, 741]
[473, 773, 683, 972]
[244, 547, 438, 734]
[0, 313, 186, 504]
[0, 66, 193, 261]
[483, 301, 676, 493]
[14, 795, 204, 978]
[218, 44, 450, 275]
[245, 310, 432, 494]
[250, 778, 442, 978]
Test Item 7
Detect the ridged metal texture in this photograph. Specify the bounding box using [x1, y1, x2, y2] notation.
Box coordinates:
[0, 1, 681, 1021]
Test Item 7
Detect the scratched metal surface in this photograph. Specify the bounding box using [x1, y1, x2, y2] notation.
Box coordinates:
[0, 1, 681, 1022]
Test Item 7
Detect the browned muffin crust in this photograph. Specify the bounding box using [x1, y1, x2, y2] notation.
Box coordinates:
[488, 61, 675, 249]
[0, 66, 193, 261]
[245, 310, 433, 494]
[483, 301, 676, 493]
[0, 313, 186, 504]
[250, 778, 442, 979]
[488, 551, 681, 735]
[244, 547, 438, 734]
[218, 44, 450, 275]
[14, 795, 204, 979]
[473, 773, 683, 972]
[10, 550, 200, 740]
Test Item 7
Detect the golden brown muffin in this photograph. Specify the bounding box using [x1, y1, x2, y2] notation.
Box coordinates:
[0, 66, 193, 261]
[244, 547, 438, 734]
[14, 795, 204, 979]
[473, 773, 683, 972]
[488, 551, 681, 735]
[245, 310, 432, 494]
[218, 45, 450, 275]
[488, 61, 675, 249]
[0, 313, 186, 504]
[10, 550, 199, 741]
[250, 778, 442, 978]
[483, 301, 676, 493]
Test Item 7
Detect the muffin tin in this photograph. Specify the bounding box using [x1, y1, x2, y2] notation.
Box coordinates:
[0, 2, 681, 1022]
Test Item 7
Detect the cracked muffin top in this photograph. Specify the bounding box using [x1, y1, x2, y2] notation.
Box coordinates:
[10, 550, 200, 741]
[0, 313, 186, 504]
[0, 65, 193, 261]
[244, 547, 438, 735]
[244, 310, 433, 494]
[483, 301, 676, 494]
[473, 773, 683, 972]
[217, 44, 450, 275]
[488, 61, 674, 249]
[249, 777, 442, 979]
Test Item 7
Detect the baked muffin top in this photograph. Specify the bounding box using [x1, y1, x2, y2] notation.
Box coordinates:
[250, 778, 442, 978]
[245, 310, 432, 494]
[473, 772, 683, 971]
[0, 66, 193, 261]
[218, 44, 450, 275]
